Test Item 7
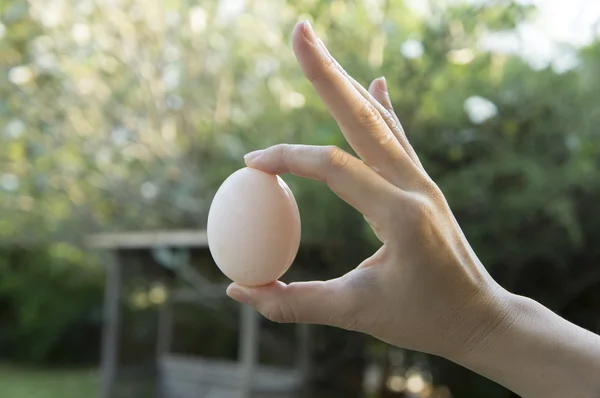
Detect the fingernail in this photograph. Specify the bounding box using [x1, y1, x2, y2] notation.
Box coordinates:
[302, 20, 317, 44]
[378, 76, 388, 93]
[244, 149, 264, 162]
[227, 285, 253, 305]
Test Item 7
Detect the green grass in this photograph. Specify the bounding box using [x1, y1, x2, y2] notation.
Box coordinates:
[0, 364, 99, 398]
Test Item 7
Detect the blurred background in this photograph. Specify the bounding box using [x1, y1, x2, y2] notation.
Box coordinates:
[1, 0, 600, 397]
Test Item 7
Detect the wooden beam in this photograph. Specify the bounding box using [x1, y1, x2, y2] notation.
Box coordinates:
[100, 253, 122, 398]
[85, 230, 209, 249]
[160, 354, 301, 391]
[156, 285, 173, 358]
[239, 305, 260, 398]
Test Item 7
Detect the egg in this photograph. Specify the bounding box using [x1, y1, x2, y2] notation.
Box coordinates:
[207, 167, 301, 286]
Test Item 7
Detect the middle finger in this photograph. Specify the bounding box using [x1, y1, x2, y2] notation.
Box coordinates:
[291, 21, 421, 189]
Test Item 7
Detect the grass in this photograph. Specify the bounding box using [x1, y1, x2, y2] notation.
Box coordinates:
[0, 364, 99, 398]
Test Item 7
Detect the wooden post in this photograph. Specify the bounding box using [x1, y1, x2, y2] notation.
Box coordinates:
[156, 285, 173, 358]
[239, 304, 259, 398]
[155, 284, 172, 398]
[296, 323, 311, 382]
[100, 253, 122, 398]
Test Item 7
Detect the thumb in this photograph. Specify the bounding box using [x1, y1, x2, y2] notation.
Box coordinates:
[226, 279, 358, 327]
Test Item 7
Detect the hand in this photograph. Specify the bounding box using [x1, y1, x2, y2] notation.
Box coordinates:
[227, 20, 600, 397]
[227, 20, 514, 359]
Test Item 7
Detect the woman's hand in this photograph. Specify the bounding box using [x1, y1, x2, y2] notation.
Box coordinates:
[226, 20, 514, 360]
[227, 20, 600, 398]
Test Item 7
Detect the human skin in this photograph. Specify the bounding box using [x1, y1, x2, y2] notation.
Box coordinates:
[226, 20, 600, 397]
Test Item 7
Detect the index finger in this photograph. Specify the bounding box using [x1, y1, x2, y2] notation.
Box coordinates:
[291, 21, 419, 187]
[245, 144, 396, 224]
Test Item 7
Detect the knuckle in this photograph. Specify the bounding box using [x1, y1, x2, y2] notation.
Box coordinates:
[390, 123, 407, 143]
[273, 143, 291, 152]
[339, 313, 361, 331]
[306, 55, 337, 83]
[263, 301, 297, 324]
[270, 143, 295, 172]
[379, 107, 396, 127]
[408, 196, 440, 237]
[338, 301, 364, 331]
[419, 178, 445, 203]
[277, 142, 292, 161]
[322, 145, 350, 174]
[413, 196, 436, 220]
[355, 100, 383, 128]
[402, 194, 437, 230]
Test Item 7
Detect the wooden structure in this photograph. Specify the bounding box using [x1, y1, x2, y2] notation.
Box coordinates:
[87, 230, 311, 398]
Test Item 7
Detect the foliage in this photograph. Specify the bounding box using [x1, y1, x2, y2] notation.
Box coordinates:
[0, 245, 103, 364]
[0, 364, 98, 398]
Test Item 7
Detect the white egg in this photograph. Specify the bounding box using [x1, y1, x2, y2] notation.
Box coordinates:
[207, 167, 301, 286]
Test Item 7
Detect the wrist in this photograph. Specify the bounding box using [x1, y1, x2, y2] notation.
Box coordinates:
[451, 291, 600, 398]
[440, 283, 520, 363]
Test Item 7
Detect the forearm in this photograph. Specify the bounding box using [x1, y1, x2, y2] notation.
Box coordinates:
[455, 292, 600, 398]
